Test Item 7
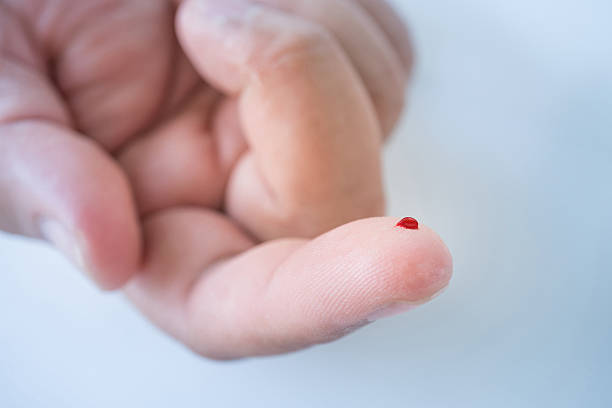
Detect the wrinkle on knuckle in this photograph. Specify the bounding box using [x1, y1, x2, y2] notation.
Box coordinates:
[245, 23, 335, 80]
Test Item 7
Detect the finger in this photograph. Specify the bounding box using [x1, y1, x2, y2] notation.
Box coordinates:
[0, 20, 141, 289]
[252, 0, 408, 135]
[177, 0, 385, 239]
[125, 214, 452, 359]
[118, 91, 220, 215]
[117, 90, 248, 215]
[0, 121, 142, 289]
[352, 0, 414, 76]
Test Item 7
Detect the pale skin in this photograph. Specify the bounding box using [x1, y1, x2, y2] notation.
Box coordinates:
[0, 0, 452, 359]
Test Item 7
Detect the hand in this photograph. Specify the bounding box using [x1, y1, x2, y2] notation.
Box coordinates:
[0, 0, 452, 359]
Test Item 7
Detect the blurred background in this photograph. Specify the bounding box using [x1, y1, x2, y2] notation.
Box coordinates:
[1, 0, 610, 406]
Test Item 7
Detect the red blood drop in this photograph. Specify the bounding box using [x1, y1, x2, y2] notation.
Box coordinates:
[396, 217, 419, 230]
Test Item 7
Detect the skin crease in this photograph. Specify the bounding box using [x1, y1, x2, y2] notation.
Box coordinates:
[0, 0, 453, 359]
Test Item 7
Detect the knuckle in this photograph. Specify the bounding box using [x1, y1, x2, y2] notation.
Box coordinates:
[246, 22, 336, 76]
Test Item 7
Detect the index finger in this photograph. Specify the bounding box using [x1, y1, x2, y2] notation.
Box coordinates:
[125, 210, 452, 359]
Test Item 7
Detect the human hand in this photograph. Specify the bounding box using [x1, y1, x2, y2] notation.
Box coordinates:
[0, 0, 452, 358]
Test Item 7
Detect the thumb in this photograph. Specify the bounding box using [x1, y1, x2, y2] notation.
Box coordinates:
[0, 120, 141, 290]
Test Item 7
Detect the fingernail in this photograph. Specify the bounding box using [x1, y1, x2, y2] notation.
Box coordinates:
[182, 0, 264, 67]
[192, 0, 253, 25]
[39, 218, 88, 275]
[366, 286, 449, 322]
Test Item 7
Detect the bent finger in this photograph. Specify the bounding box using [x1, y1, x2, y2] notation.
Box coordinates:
[177, 0, 385, 239]
[0, 121, 142, 289]
[353, 0, 414, 76]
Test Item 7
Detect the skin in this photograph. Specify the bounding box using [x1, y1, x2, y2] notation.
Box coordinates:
[0, 0, 452, 359]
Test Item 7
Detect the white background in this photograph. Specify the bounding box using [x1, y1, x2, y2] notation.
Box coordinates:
[1, 0, 611, 406]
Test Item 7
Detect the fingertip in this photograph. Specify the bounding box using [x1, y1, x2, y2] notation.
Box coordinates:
[71, 185, 141, 291]
[385, 218, 453, 301]
[289, 215, 453, 321]
[49, 161, 141, 291]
